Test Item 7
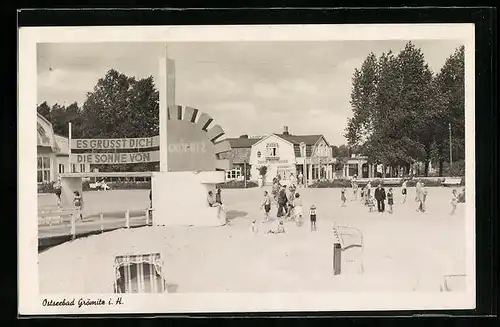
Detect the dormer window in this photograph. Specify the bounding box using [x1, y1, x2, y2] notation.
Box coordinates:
[266, 143, 279, 159]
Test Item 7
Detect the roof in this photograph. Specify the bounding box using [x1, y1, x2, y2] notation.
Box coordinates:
[274, 134, 323, 146]
[226, 137, 262, 148]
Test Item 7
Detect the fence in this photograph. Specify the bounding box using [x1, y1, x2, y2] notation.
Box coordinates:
[38, 208, 154, 250]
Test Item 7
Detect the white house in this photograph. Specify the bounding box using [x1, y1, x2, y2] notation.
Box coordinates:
[249, 126, 336, 185]
[37, 112, 90, 183]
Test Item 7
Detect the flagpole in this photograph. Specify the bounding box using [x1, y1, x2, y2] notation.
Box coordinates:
[69, 122, 72, 173]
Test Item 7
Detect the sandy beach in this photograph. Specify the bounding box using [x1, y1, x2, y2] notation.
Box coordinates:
[38, 186, 466, 294]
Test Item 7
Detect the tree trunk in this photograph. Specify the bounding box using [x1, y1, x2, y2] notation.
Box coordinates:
[382, 164, 386, 178]
[424, 160, 429, 177]
[439, 159, 444, 177]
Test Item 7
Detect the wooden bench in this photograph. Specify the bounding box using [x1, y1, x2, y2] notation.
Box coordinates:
[442, 177, 462, 186]
[38, 207, 75, 226]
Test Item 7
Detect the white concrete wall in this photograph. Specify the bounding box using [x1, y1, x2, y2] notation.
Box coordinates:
[152, 171, 226, 226]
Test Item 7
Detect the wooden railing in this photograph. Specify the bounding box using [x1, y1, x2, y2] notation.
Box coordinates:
[38, 208, 154, 243]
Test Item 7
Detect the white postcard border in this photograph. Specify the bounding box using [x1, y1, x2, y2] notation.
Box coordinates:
[19, 23, 476, 315]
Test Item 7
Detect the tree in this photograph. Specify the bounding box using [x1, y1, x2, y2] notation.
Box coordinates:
[433, 45, 465, 176]
[37, 102, 51, 121]
[79, 69, 160, 172]
[344, 42, 440, 177]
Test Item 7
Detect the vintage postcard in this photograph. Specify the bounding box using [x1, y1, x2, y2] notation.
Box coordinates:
[18, 24, 475, 315]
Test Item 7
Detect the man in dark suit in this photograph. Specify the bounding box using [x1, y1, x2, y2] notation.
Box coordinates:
[374, 184, 386, 212]
[277, 185, 288, 218]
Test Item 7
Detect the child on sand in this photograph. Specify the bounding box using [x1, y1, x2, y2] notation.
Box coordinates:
[340, 188, 347, 207]
[251, 220, 259, 233]
[266, 221, 285, 234]
[450, 189, 459, 215]
[310, 205, 317, 231]
[387, 187, 394, 214]
[261, 191, 272, 222]
[293, 193, 303, 226]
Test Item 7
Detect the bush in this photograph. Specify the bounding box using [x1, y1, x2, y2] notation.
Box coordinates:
[38, 182, 55, 194]
[449, 160, 465, 177]
[217, 180, 258, 189]
[309, 179, 352, 188]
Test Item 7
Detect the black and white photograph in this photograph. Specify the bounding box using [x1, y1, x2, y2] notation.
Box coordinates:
[19, 24, 476, 314]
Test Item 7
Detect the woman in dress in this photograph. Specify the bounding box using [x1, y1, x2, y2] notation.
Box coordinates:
[73, 191, 84, 220]
[450, 189, 459, 215]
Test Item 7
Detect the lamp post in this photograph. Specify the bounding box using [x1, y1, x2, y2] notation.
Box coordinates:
[449, 122, 453, 169]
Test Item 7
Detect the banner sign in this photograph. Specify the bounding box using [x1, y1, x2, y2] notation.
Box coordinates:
[70, 151, 160, 164]
[70, 136, 159, 150]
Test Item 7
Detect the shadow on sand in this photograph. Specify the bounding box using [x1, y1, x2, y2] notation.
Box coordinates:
[226, 210, 248, 221]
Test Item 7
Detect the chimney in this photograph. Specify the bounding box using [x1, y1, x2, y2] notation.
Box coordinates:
[283, 126, 289, 135]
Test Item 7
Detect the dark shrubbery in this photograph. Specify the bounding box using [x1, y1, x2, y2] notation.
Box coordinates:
[38, 182, 55, 194]
[217, 180, 258, 189]
[309, 177, 457, 188]
[309, 179, 353, 188]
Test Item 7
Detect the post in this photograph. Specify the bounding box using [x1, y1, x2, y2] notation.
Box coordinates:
[332, 226, 342, 275]
[125, 210, 130, 229]
[449, 123, 453, 169]
[68, 122, 72, 172]
[70, 209, 76, 240]
[244, 161, 247, 188]
[145, 208, 150, 225]
[100, 212, 104, 233]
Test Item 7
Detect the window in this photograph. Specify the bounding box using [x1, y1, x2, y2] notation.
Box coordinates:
[37, 156, 51, 183]
[71, 164, 76, 173]
[226, 167, 242, 180]
[80, 164, 86, 173]
[266, 143, 279, 158]
[299, 142, 306, 157]
[58, 164, 65, 174]
[257, 151, 262, 158]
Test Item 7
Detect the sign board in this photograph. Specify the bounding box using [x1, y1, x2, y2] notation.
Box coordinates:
[71, 136, 159, 150]
[258, 159, 289, 164]
[70, 151, 160, 164]
[166, 119, 217, 172]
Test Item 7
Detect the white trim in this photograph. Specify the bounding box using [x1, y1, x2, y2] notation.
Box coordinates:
[251, 133, 295, 148]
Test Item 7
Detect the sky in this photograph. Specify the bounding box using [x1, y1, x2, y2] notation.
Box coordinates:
[37, 40, 463, 145]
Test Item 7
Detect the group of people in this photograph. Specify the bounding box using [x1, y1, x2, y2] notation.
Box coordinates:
[52, 176, 84, 220]
[253, 172, 310, 234]
[344, 176, 465, 215]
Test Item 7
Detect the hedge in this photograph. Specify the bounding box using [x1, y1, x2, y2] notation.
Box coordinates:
[309, 177, 464, 188]
[216, 180, 258, 189]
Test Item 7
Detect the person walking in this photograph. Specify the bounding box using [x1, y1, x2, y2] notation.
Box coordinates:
[387, 187, 394, 214]
[450, 189, 459, 215]
[340, 187, 347, 207]
[401, 179, 408, 203]
[260, 191, 272, 222]
[73, 191, 84, 220]
[417, 182, 428, 213]
[351, 178, 358, 201]
[53, 176, 62, 207]
[298, 172, 304, 187]
[277, 185, 288, 218]
[289, 173, 296, 188]
[374, 184, 386, 213]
